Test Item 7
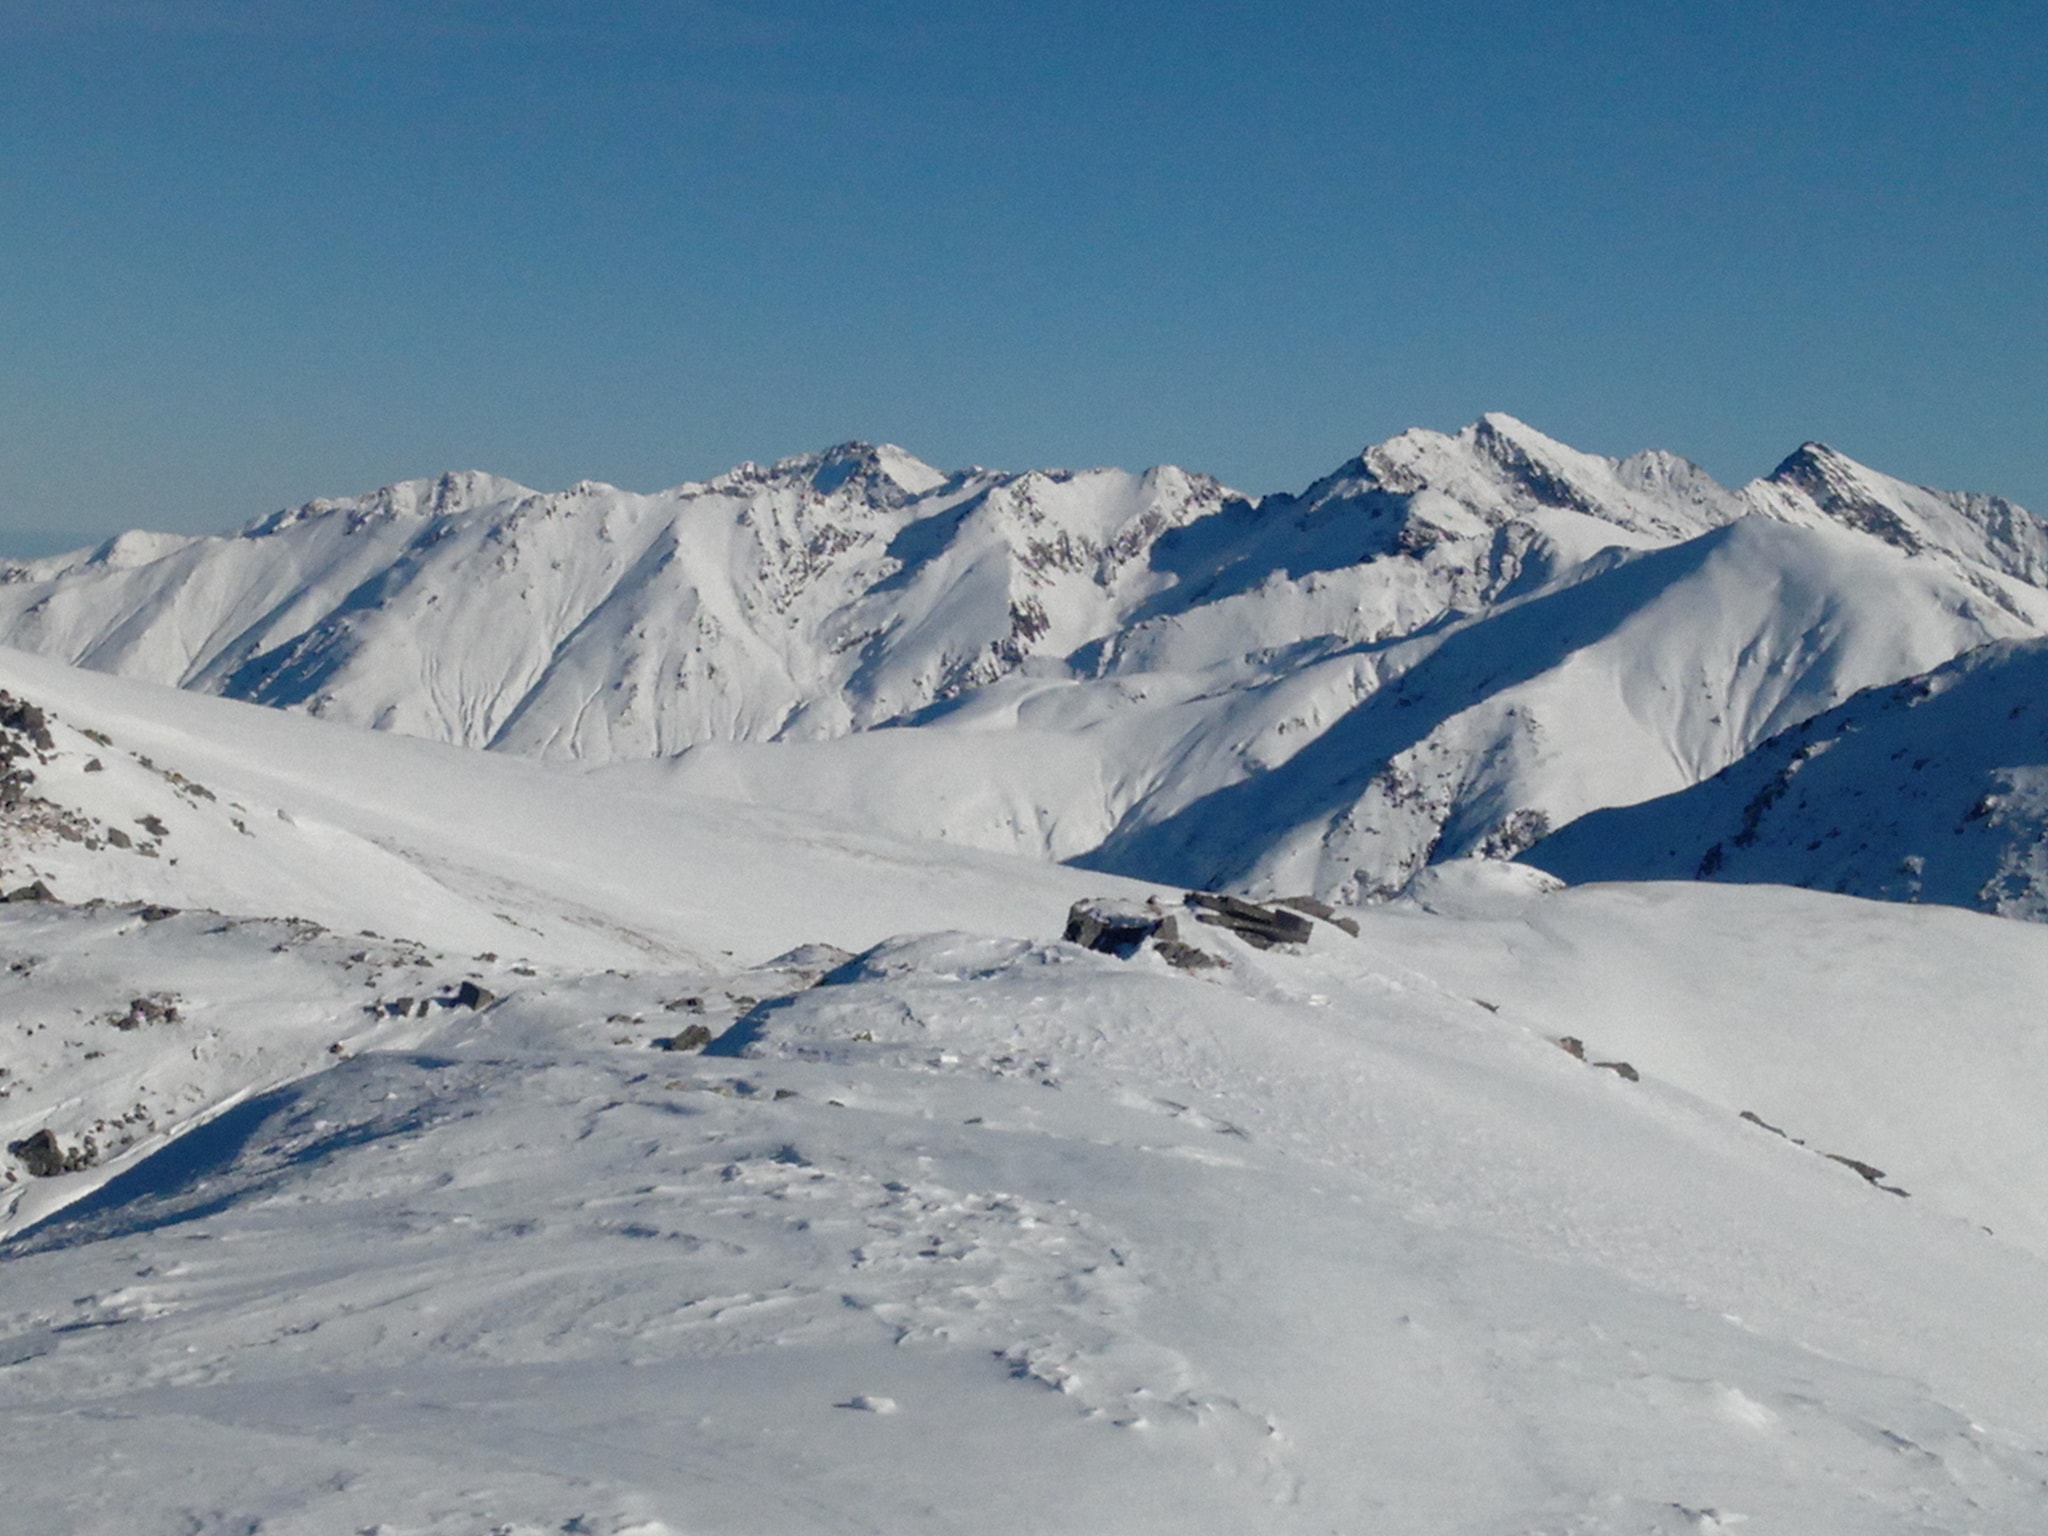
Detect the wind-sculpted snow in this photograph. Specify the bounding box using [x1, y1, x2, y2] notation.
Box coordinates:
[4, 416, 2046, 902]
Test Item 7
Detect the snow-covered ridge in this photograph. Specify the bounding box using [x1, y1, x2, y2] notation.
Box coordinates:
[1, 417, 2042, 903]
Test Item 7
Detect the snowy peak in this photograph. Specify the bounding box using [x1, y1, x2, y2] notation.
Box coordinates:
[1355, 413, 1746, 542]
[1757, 441, 1929, 552]
[1744, 442, 2048, 593]
[703, 441, 952, 506]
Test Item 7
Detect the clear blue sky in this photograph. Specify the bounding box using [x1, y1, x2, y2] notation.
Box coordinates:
[1, 0, 2042, 551]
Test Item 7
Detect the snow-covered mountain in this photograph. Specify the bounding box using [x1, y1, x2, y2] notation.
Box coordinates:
[1522, 634, 2048, 920]
[9, 648, 2048, 1531]
[4, 415, 2043, 903]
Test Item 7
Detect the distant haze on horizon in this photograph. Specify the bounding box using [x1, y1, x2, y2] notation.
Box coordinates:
[2, 0, 2042, 551]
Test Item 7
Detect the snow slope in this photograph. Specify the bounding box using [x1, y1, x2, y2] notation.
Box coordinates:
[1523, 634, 2048, 921]
[0, 645, 1166, 970]
[8, 847, 2048, 1531]
[4, 418, 2045, 907]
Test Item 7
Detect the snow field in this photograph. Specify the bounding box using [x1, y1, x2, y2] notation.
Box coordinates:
[5, 873, 2048, 1531]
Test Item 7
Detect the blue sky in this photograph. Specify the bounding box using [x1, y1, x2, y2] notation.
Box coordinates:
[1, 0, 2042, 550]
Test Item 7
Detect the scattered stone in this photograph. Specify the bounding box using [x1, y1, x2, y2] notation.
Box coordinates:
[1825, 1152, 1910, 1197]
[1155, 939, 1225, 971]
[138, 904, 178, 922]
[1592, 1059, 1639, 1082]
[1, 880, 56, 904]
[1185, 892, 1314, 948]
[660, 1023, 715, 1052]
[454, 980, 495, 1010]
[1739, 1109, 1801, 1142]
[1556, 1037, 1586, 1059]
[664, 996, 707, 1013]
[105, 827, 132, 849]
[135, 814, 170, 839]
[109, 994, 181, 1031]
[83, 757, 103, 773]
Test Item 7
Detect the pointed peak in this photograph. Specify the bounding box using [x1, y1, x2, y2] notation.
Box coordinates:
[1768, 441, 1852, 480]
[1468, 412, 1574, 455]
[1762, 442, 1892, 507]
[1473, 410, 1542, 438]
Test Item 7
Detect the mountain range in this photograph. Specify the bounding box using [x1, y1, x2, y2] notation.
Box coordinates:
[4, 413, 2046, 912]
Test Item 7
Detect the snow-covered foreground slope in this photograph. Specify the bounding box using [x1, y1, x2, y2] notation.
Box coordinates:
[1523, 635, 2048, 920]
[0, 645, 1162, 969]
[7, 417, 2045, 902]
[4, 649, 2048, 1530]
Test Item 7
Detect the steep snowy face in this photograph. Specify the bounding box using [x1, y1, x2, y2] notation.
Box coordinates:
[1522, 635, 2048, 921]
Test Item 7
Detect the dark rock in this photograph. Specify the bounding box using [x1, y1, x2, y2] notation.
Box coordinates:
[661, 1024, 715, 1052]
[2, 880, 56, 904]
[0, 694, 54, 753]
[1825, 1152, 1910, 1197]
[1274, 894, 1361, 935]
[1185, 892, 1314, 948]
[8, 1130, 65, 1177]
[138, 904, 178, 922]
[1155, 939, 1226, 971]
[111, 994, 180, 1031]
[105, 827, 131, 849]
[454, 980, 495, 1010]
[1593, 1059, 1639, 1082]
[83, 757, 104, 773]
[7, 1128, 94, 1176]
[135, 814, 169, 839]
[1063, 898, 1172, 957]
